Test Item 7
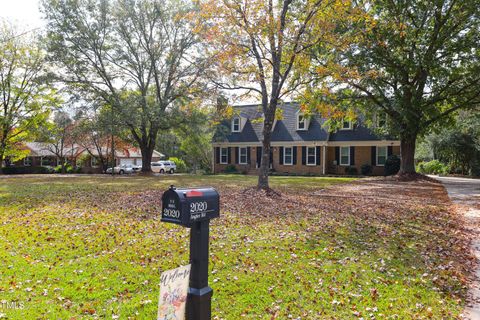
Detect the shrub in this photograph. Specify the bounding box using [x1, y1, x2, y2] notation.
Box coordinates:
[345, 166, 358, 175]
[169, 157, 187, 173]
[43, 166, 55, 174]
[1, 166, 51, 174]
[417, 160, 449, 175]
[54, 164, 74, 173]
[360, 164, 373, 176]
[223, 164, 237, 173]
[76, 154, 89, 167]
[385, 155, 401, 176]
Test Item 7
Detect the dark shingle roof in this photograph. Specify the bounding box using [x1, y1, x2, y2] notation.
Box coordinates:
[328, 124, 382, 141]
[214, 102, 390, 143]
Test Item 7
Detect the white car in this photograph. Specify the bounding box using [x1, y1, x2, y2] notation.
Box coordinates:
[106, 164, 134, 175]
[151, 160, 176, 174]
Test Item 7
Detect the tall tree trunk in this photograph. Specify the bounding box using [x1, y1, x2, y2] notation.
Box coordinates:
[258, 118, 274, 190]
[0, 149, 5, 170]
[140, 145, 154, 172]
[0, 139, 7, 169]
[399, 133, 417, 174]
[61, 156, 66, 174]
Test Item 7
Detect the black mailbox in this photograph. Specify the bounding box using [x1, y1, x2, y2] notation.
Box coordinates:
[161, 185, 220, 227]
[161, 185, 219, 320]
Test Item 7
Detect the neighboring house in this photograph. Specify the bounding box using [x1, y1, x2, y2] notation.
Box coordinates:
[15, 142, 82, 167]
[83, 147, 164, 168]
[212, 103, 400, 176]
[11, 142, 164, 172]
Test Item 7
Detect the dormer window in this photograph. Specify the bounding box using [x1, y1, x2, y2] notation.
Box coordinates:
[232, 117, 240, 132]
[341, 120, 352, 130]
[297, 114, 307, 130]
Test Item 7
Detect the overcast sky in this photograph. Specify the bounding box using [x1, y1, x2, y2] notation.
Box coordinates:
[0, 0, 44, 30]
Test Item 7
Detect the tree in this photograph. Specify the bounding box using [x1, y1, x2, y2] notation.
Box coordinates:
[175, 107, 213, 173]
[42, 0, 210, 172]
[0, 22, 55, 168]
[200, 0, 349, 190]
[73, 106, 128, 172]
[320, 0, 480, 175]
[418, 109, 480, 175]
[46, 111, 74, 173]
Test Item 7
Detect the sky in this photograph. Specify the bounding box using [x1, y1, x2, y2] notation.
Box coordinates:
[0, 0, 44, 30]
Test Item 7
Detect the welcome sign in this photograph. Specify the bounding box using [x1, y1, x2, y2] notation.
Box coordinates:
[158, 264, 191, 320]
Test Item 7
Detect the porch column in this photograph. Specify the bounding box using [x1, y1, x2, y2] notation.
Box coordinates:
[322, 145, 326, 175]
[212, 146, 215, 174]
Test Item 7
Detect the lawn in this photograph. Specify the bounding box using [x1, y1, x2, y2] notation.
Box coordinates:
[0, 174, 471, 319]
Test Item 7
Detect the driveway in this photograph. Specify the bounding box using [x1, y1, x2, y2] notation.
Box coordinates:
[434, 176, 480, 319]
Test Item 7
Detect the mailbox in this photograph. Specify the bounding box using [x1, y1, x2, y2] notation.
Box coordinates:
[161, 185, 220, 227]
[161, 185, 220, 320]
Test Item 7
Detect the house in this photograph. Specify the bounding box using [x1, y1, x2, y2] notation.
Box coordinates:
[11, 142, 164, 172]
[83, 147, 164, 167]
[16, 142, 83, 167]
[212, 103, 400, 176]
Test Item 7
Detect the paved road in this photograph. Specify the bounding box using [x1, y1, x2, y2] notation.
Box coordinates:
[434, 176, 480, 319]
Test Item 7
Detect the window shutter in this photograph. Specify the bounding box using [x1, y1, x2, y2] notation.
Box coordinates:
[279, 147, 284, 165]
[335, 147, 340, 164]
[256, 147, 262, 167]
[247, 147, 251, 164]
[371, 146, 376, 166]
[388, 146, 393, 157]
[350, 146, 355, 165]
[293, 147, 297, 165]
[228, 147, 231, 164]
[235, 147, 239, 164]
[316, 146, 321, 165]
[302, 147, 306, 165]
[215, 147, 220, 164]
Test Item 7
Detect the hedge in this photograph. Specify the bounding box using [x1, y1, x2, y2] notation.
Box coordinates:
[1, 166, 54, 174]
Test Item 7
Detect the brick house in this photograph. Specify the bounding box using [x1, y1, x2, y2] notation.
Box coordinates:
[10, 142, 163, 172]
[212, 103, 400, 176]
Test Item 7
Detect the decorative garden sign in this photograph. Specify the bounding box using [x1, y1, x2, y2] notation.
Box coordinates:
[158, 264, 191, 320]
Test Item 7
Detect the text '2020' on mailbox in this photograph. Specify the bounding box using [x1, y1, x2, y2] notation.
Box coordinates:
[161, 185, 220, 227]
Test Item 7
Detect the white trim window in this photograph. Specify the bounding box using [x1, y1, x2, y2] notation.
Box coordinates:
[284, 147, 293, 165]
[306, 147, 316, 166]
[239, 147, 248, 164]
[341, 120, 352, 130]
[220, 147, 228, 164]
[340, 146, 350, 166]
[376, 146, 387, 166]
[23, 157, 32, 166]
[232, 117, 241, 132]
[297, 114, 307, 130]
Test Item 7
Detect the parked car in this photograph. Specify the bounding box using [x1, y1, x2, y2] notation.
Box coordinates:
[105, 164, 135, 175]
[151, 160, 176, 174]
[132, 165, 142, 172]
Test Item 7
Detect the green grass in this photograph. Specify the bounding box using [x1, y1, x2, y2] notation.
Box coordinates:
[0, 174, 467, 319]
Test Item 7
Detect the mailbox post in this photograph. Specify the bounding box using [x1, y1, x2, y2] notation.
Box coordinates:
[161, 185, 220, 320]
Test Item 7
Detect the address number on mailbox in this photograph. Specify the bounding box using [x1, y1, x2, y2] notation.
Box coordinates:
[163, 208, 180, 218]
[190, 202, 208, 213]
